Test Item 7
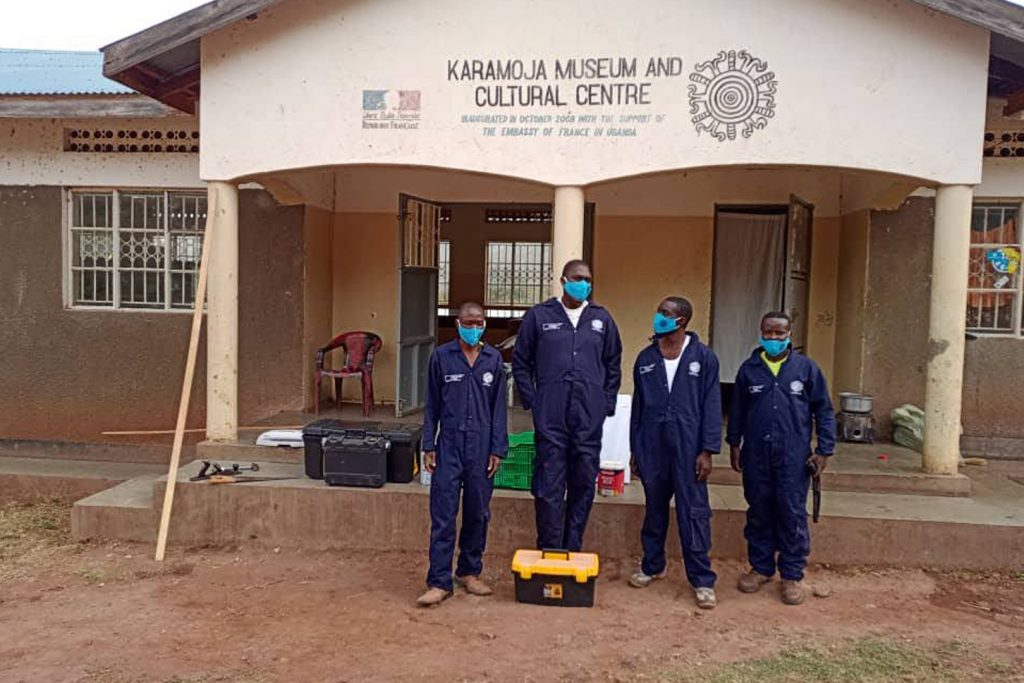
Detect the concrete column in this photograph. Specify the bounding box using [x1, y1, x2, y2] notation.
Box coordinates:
[551, 186, 586, 295]
[206, 181, 239, 441]
[922, 184, 973, 475]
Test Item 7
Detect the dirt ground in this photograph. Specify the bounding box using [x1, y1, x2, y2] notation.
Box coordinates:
[2, 502, 1023, 683]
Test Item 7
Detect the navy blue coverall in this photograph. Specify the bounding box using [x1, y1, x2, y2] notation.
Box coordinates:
[512, 298, 623, 551]
[423, 340, 508, 591]
[726, 349, 836, 582]
[630, 334, 721, 588]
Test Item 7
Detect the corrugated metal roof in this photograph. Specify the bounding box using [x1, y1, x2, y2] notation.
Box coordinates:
[0, 48, 136, 95]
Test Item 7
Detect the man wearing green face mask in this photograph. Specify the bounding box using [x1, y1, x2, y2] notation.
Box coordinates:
[727, 311, 835, 606]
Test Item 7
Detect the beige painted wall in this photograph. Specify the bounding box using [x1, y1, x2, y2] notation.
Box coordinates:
[0, 117, 200, 187]
[593, 216, 714, 392]
[201, 0, 987, 185]
[331, 212, 399, 402]
[833, 210, 870, 395]
[807, 216, 839, 389]
[302, 206, 334, 408]
[325, 209, 840, 402]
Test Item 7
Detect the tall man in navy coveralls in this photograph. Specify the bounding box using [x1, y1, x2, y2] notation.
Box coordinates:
[513, 260, 623, 552]
[628, 296, 721, 609]
[727, 311, 835, 606]
[418, 302, 508, 607]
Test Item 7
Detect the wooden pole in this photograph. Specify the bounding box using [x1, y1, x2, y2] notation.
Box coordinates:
[154, 187, 218, 562]
[102, 425, 304, 437]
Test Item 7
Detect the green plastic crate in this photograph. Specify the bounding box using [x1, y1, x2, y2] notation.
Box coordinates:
[494, 431, 535, 490]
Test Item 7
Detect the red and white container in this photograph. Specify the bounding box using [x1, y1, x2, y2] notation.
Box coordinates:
[597, 463, 625, 497]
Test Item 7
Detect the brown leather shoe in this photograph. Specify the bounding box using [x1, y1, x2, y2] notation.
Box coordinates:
[738, 570, 773, 594]
[416, 586, 453, 607]
[781, 579, 806, 605]
[457, 575, 493, 596]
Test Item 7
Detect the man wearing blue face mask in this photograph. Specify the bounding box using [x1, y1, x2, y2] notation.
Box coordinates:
[727, 311, 835, 606]
[418, 302, 508, 607]
[512, 259, 622, 551]
[628, 296, 721, 609]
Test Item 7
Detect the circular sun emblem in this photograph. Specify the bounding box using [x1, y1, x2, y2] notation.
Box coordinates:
[688, 49, 777, 141]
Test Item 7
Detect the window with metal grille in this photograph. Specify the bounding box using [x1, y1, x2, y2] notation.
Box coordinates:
[967, 203, 1023, 335]
[67, 189, 207, 310]
[485, 241, 552, 316]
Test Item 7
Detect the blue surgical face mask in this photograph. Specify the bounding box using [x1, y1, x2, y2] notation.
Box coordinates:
[760, 337, 791, 357]
[457, 321, 485, 347]
[653, 312, 682, 336]
[563, 278, 592, 303]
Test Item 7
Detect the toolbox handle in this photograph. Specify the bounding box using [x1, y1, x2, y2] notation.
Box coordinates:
[541, 548, 570, 561]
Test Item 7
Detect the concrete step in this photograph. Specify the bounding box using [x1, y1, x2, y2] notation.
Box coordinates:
[0, 456, 165, 503]
[198, 440, 972, 497]
[71, 457, 1024, 570]
[71, 473, 161, 543]
[0, 438, 192, 465]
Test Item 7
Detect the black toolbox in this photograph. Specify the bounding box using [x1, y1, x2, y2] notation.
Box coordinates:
[302, 420, 376, 480]
[377, 422, 423, 484]
[301, 419, 423, 484]
[322, 430, 389, 488]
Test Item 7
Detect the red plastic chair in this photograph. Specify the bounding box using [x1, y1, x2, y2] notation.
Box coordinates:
[314, 331, 383, 416]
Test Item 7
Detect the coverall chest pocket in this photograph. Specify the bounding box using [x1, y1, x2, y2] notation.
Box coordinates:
[784, 377, 809, 406]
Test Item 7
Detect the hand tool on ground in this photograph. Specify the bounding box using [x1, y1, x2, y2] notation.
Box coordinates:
[188, 461, 298, 485]
[807, 457, 822, 523]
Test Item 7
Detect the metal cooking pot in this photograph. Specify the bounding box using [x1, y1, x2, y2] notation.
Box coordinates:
[838, 392, 874, 414]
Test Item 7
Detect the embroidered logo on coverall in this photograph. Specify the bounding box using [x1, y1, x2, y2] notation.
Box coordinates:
[444, 374, 464, 383]
[482, 372, 494, 386]
[591, 319, 604, 332]
[688, 361, 701, 376]
[542, 322, 563, 332]
[749, 384, 765, 394]
[639, 364, 656, 375]
[790, 380, 804, 394]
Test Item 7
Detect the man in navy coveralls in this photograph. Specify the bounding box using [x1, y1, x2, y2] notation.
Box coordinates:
[628, 296, 721, 609]
[418, 302, 507, 607]
[728, 311, 835, 606]
[512, 260, 622, 552]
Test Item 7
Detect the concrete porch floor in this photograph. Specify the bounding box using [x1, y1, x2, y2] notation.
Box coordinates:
[225, 405, 971, 497]
[70, 455, 1024, 570]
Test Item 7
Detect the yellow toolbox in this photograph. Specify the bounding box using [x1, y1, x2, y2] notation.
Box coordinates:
[511, 549, 599, 607]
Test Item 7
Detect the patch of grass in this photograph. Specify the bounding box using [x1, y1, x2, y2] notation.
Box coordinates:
[0, 500, 73, 582]
[659, 638, 1003, 683]
[164, 672, 267, 683]
[79, 568, 107, 584]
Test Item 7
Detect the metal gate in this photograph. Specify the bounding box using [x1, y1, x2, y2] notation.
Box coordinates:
[395, 194, 441, 417]
[784, 195, 814, 353]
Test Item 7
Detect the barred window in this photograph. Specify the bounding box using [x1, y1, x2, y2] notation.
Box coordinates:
[67, 189, 206, 310]
[967, 203, 1023, 335]
[485, 241, 552, 317]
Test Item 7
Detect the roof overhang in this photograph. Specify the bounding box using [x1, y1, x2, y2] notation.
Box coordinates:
[101, 0, 1024, 115]
[0, 94, 177, 119]
[101, 0, 282, 114]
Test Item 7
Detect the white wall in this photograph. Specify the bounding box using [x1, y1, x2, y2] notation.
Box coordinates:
[200, 0, 988, 186]
[0, 117, 201, 188]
